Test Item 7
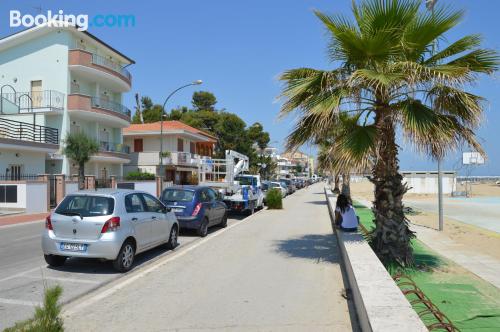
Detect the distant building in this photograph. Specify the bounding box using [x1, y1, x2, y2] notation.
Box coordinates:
[402, 171, 457, 194]
[123, 121, 216, 184]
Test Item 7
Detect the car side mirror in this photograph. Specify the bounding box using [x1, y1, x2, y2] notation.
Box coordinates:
[166, 206, 171, 213]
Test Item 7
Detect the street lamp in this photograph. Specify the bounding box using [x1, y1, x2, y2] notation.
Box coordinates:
[159, 80, 203, 175]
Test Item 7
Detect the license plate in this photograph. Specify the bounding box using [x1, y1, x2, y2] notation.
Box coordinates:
[172, 207, 184, 213]
[60, 243, 87, 252]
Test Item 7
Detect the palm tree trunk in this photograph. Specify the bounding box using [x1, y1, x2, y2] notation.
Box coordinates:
[371, 110, 414, 267]
[333, 174, 340, 194]
[78, 162, 85, 190]
[341, 173, 351, 199]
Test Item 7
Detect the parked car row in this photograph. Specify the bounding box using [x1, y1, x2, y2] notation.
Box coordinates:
[42, 185, 230, 273]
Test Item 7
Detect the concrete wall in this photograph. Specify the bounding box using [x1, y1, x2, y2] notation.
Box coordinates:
[0, 150, 47, 174]
[403, 172, 456, 194]
[0, 181, 48, 213]
[66, 181, 79, 195]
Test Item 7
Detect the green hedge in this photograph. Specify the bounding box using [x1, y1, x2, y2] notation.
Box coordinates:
[125, 171, 156, 180]
[266, 188, 283, 209]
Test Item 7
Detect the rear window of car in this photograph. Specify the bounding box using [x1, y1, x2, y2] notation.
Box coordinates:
[162, 189, 195, 202]
[55, 195, 114, 217]
[262, 183, 269, 190]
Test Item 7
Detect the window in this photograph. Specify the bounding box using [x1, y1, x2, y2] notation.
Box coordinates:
[177, 138, 184, 152]
[134, 139, 143, 152]
[162, 189, 195, 202]
[190, 142, 196, 154]
[199, 189, 210, 202]
[125, 194, 145, 213]
[206, 188, 217, 201]
[142, 194, 165, 213]
[56, 195, 115, 217]
[8, 165, 22, 181]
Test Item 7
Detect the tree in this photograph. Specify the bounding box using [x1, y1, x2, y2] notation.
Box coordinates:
[131, 93, 145, 124]
[279, 0, 498, 267]
[192, 91, 217, 111]
[213, 112, 253, 157]
[63, 132, 99, 190]
[247, 122, 271, 150]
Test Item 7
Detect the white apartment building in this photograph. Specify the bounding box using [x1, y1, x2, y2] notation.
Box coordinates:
[0, 23, 133, 178]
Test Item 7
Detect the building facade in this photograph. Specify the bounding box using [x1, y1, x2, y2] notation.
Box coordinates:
[0, 24, 133, 178]
[123, 121, 216, 184]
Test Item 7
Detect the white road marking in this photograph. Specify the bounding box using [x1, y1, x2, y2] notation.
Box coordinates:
[0, 267, 43, 283]
[64, 210, 264, 317]
[0, 220, 44, 230]
[0, 297, 41, 307]
[22, 275, 99, 285]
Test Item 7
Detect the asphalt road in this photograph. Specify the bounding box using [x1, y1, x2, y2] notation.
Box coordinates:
[0, 211, 245, 330]
[64, 184, 354, 331]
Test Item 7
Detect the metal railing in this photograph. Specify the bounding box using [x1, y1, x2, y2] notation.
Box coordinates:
[162, 152, 200, 165]
[1, 90, 64, 112]
[99, 141, 130, 154]
[0, 118, 59, 144]
[91, 53, 132, 81]
[0, 174, 41, 181]
[91, 97, 131, 118]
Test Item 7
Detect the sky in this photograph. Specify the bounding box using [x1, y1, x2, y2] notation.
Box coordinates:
[1, 0, 499, 175]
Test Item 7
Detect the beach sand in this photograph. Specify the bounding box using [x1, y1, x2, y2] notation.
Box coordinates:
[350, 180, 500, 261]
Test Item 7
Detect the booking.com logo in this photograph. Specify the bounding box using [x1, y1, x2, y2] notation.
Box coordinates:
[9, 10, 135, 31]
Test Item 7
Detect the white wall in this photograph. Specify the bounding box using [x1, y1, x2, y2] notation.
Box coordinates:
[0, 150, 47, 174]
[0, 182, 48, 212]
[124, 134, 195, 153]
[66, 182, 79, 195]
[403, 173, 456, 194]
[133, 181, 157, 196]
[25, 182, 48, 213]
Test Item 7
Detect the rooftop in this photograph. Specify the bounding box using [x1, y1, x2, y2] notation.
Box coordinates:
[123, 121, 217, 142]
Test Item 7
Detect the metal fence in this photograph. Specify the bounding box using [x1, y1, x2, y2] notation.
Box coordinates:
[99, 141, 130, 154]
[0, 118, 59, 144]
[91, 97, 131, 118]
[0, 90, 65, 112]
[91, 53, 132, 81]
[0, 174, 41, 181]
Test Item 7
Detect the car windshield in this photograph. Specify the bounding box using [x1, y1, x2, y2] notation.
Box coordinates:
[262, 183, 269, 190]
[270, 183, 281, 188]
[55, 195, 114, 217]
[235, 176, 254, 186]
[162, 189, 195, 202]
[280, 180, 290, 185]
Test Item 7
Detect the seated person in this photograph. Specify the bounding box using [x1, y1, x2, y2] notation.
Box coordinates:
[334, 194, 358, 232]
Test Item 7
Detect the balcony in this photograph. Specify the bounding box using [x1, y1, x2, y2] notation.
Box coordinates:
[129, 151, 206, 168]
[0, 117, 59, 152]
[67, 94, 131, 127]
[0, 90, 65, 114]
[99, 141, 130, 154]
[68, 49, 131, 92]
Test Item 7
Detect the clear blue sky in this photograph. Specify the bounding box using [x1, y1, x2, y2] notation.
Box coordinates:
[1, 1, 499, 175]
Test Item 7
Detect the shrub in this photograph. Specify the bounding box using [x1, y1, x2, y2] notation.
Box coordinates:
[266, 188, 283, 209]
[125, 171, 156, 180]
[5, 286, 64, 332]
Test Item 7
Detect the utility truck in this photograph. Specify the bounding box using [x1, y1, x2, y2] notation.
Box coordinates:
[198, 150, 264, 215]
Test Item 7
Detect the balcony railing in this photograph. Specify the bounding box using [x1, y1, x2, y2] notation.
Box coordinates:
[91, 97, 131, 118]
[0, 90, 65, 113]
[99, 141, 130, 154]
[0, 118, 59, 144]
[91, 53, 132, 81]
[162, 152, 201, 166]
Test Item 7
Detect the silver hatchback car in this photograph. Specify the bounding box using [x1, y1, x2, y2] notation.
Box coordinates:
[42, 189, 179, 272]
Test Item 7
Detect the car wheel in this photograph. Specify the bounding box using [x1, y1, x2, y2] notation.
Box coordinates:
[113, 240, 135, 273]
[44, 254, 67, 267]
[197, 218, 209, 237]
[166, 225, 178, 250]
[220, 213, 228, 228]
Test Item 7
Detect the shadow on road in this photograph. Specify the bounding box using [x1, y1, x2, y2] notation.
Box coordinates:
[274, 234, 340, 264]
[305, 200, 327, 205]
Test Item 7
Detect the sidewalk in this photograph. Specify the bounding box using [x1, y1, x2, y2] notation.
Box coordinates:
[356, 198, 500, 289]
[0, 212, 47, 227]
[64, 184, 355, 331]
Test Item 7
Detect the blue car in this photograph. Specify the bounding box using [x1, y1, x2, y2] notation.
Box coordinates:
[160, 186, 228, 237]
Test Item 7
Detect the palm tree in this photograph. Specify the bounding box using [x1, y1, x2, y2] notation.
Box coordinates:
[279, 0, 498, 266]
[62, 132, 99, 190]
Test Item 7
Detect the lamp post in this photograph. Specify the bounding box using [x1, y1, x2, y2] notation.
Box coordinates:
[159, 80, 203, 176]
